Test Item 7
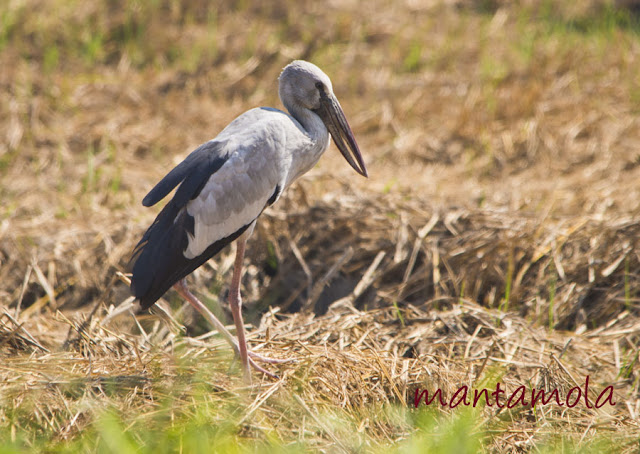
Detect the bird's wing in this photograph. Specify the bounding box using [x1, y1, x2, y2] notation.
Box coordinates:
[142, 141, 230, 207]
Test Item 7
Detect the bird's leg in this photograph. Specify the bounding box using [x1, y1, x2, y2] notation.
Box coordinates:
[173, 279, 237, 348]
[172, 279, 278, 379]
[229, 237, 251, 381]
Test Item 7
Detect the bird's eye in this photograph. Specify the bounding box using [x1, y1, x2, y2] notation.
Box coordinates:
[315, 82, 324, 91]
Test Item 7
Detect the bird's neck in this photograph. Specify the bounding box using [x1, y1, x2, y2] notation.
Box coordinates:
[288, 103, 330, 151]
[284, 104, 331, 184]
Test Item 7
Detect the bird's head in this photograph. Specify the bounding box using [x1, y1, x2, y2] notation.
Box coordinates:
[279, 60, 333, 111]
[279, 60, 368, 177]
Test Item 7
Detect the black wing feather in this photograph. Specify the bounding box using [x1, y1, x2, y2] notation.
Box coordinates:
[129, 141, 245, 309]
[142, 141, 230, 207]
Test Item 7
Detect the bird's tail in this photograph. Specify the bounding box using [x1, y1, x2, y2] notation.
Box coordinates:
[128, 202, 192, 309]
[128, 203, 250, 309]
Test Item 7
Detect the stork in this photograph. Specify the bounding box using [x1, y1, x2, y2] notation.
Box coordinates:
[129, 60, 367, 380]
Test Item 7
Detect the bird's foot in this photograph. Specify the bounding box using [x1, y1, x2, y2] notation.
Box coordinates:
[231, 346, 294, 379]
[247, 356, 279, 379]
[248, 350, 295, 365]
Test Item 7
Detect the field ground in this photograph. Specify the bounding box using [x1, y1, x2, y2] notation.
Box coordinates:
[2, 0, 640, 452]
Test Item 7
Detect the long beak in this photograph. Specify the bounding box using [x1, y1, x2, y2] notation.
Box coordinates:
[315, 91, 368, 177]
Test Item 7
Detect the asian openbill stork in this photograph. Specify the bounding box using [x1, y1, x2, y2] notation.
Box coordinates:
[129, 60, 367, 380]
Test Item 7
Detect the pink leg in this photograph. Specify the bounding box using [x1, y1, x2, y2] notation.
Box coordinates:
[229, 237, 251, 381]
[173, 279, 280, 379]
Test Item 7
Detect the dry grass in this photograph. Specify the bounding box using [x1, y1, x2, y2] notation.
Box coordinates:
[2, 0, 640, 451]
